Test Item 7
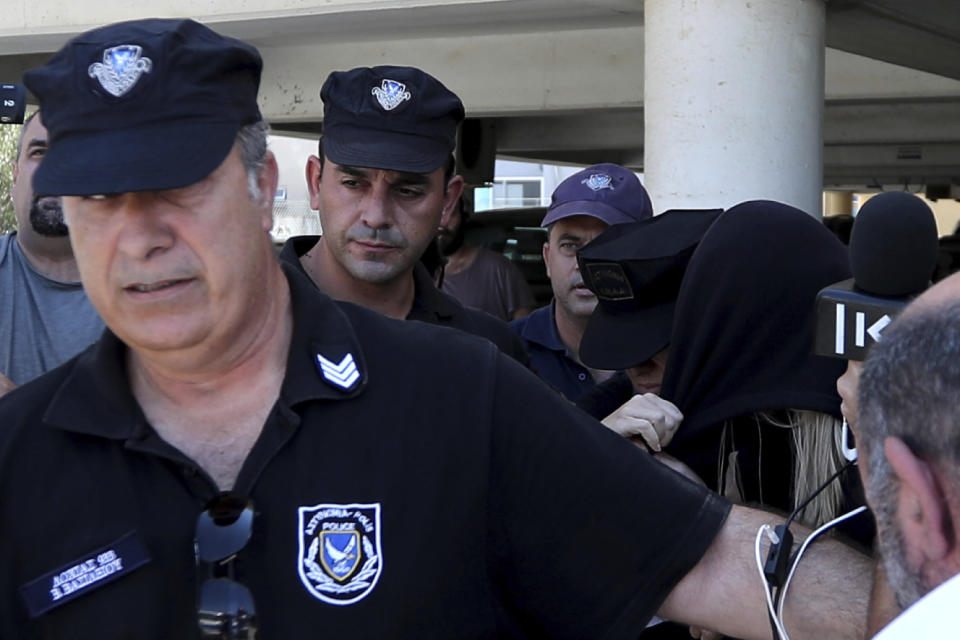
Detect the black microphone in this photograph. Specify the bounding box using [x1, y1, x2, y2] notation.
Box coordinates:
[850, 191, 939, 296]
[814, 192, 939, 360]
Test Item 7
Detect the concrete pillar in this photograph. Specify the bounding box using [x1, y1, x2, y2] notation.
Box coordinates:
[644, 0, 826, 216]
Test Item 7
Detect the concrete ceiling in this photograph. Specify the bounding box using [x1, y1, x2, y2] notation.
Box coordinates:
[259, 0, 960, 191]
[825, 0, 960, 81]
[0, 0, 958, 191]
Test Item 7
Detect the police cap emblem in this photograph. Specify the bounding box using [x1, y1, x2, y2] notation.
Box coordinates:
[582, 172, 614, 192]
[371, 79, 411, 111]
[298, 503, 382, 605]
[584, 262, 634, 301]
[88, 45, 153, 97]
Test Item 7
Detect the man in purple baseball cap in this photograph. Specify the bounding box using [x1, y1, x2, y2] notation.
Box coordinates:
[510, 163, 652, 401]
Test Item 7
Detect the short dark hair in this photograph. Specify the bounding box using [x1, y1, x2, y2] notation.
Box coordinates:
[317, 137, 456, 188]
[15, 110, 41, 161]
[859, 298, 960, 489]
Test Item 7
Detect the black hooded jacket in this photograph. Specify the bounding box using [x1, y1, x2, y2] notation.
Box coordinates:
[660, 201, 851, 511]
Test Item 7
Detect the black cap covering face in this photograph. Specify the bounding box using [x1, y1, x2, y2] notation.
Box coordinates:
[577, 209, 722, 370]
[320, 66, 465, 174]
[660, 200, 851, 444]
[24, 18, 263, 197]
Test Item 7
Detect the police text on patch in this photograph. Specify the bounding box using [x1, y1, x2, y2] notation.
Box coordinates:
[50, 550, 123, 600]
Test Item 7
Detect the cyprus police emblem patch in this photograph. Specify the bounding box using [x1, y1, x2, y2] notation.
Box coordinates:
[298, 503, 382, 605]
[371, 79, 411, 111]
[582, 172, 614, 191]
[88, 45, 153, 97]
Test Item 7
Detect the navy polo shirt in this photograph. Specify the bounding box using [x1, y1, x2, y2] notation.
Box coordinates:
[0, 263, 729, 639]
[510, 302, 597, 401]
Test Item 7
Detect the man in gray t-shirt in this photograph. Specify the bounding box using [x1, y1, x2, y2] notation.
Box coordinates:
[437, 200, 535, 322]
[0, 111, 103, 395]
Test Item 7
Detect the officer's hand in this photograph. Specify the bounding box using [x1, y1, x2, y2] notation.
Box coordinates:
[837, 361, 863, 429]
[688, 626, 724, 639]
[601, 393, 683, 451]
[0, 372, 17, 399]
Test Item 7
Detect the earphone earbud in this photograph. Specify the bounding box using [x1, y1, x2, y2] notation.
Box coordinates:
[841, 418, 858, 463]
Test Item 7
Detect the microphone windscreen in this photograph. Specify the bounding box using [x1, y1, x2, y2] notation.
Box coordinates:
[849, 192, 939, 297]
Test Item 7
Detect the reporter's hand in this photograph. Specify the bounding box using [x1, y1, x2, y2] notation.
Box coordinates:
[0, 372, 17, 399]
[601, 393, 683, 451]
[837, 360, 863, 429]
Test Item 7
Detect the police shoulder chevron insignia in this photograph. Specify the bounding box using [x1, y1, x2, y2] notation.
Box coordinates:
[315, 352, 361, 391]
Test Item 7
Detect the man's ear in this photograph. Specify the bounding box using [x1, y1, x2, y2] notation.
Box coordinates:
[306, 155, 323, 211]
[257, 151, 279, 231]
[10, 160, 18, 185]
[439, 175, 464, 229]
[885, 436, 952, 561]
[542, 240, 552, 279]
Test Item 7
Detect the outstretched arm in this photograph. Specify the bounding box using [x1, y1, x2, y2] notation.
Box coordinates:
[660, 505, 871, 640]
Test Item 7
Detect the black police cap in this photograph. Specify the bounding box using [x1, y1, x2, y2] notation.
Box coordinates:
[578, 209, 722, 371]
[320, 66, 464, 174]
[24, 18, 262, 196]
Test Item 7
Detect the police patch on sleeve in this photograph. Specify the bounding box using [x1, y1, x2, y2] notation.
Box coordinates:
[298, 503, 382, 605]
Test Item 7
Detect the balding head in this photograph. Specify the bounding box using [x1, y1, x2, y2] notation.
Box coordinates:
[858, 293, 960, 609]
[902, 271, 960, 318]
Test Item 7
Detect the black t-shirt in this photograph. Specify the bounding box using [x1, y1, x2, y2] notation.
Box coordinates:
[0, 263, 729, 639]
[279, 236, 531, 367]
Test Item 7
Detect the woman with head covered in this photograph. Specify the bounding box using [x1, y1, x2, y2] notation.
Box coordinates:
[660, 200, 857, 528]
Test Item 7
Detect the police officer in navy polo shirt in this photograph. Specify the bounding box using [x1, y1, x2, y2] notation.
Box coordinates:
[0, 18, 871, 640]
[279, 65, 528, 365]
[510, 163, 653, 401]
